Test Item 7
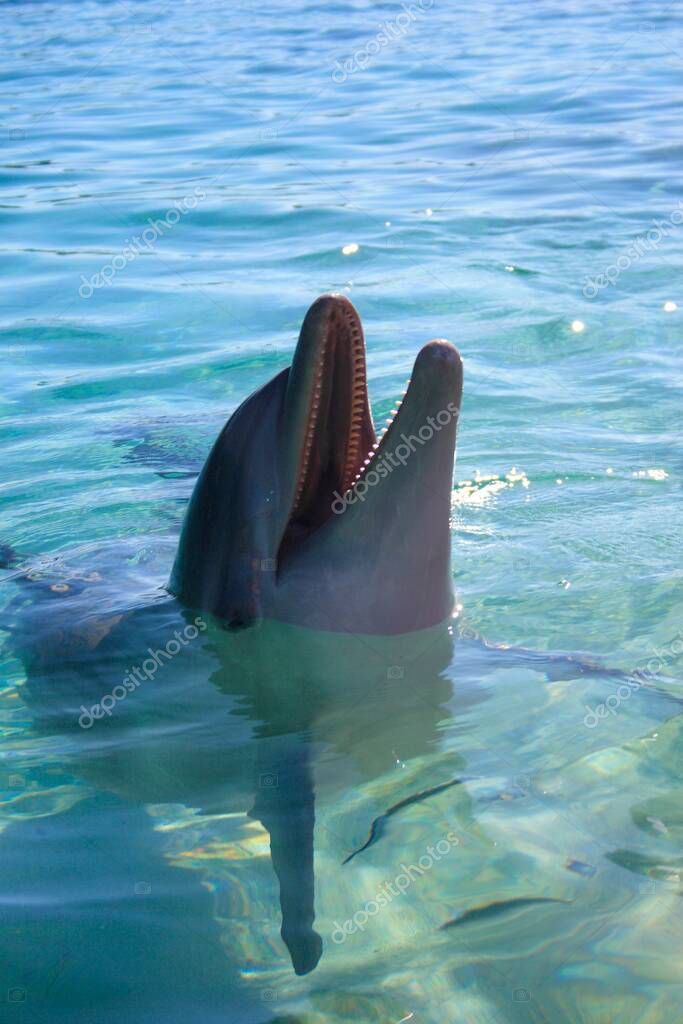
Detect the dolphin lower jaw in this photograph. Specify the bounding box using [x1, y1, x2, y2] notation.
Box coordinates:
[338, 339, 462, 508]
[272, 334, 464, 633]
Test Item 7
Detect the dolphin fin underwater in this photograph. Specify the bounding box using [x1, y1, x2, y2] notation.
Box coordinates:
[248, 732, 321, 976]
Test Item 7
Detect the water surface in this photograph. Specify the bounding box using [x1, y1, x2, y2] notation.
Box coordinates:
[1, 1, 682, 1021]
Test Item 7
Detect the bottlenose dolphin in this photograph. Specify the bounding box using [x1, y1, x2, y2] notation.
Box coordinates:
[3, 296, 665, 1005]
[170, 294, 463, 634]
[1, 295, 464, 986]
[168, 293, 463, 972]
[166, 294, 462, 970]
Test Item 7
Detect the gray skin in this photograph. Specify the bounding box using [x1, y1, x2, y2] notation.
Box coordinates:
[170, 294, 464, 635]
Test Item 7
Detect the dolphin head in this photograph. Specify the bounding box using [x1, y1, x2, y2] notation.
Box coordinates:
[171, 295, 463, 634]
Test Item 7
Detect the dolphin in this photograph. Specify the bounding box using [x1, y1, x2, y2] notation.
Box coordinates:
[2, 295, 464, 984]
[164, 293, 463, 972]
[170, 293, 464, 635]
[3, 296, 647, 992]
[2, 297, 675, 1014]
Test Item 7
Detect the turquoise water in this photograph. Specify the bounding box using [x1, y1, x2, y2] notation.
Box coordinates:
[1, 0, 683, 1020]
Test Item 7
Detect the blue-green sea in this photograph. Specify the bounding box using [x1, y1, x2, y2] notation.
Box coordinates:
[1, 1, 682, 1021]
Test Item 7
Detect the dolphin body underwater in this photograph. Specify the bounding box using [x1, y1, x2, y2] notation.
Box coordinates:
[0, 295, 642, 998]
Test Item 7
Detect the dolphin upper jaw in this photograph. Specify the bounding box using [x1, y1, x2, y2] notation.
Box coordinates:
[276, 294, 376, 563]
[171, 295, 463, 634]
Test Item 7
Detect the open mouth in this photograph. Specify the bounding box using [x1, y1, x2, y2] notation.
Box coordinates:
[278, 294, 462, 563]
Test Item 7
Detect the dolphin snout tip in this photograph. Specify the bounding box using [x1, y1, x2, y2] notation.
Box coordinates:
[419, 338, 462, 365]
[305, 292, 358, 319]
[415, 339, 463, 386]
